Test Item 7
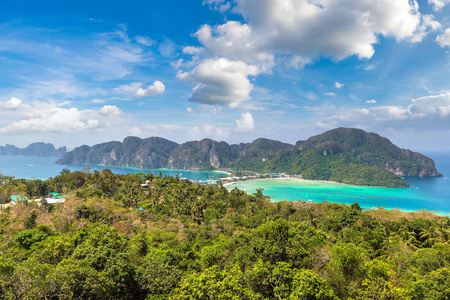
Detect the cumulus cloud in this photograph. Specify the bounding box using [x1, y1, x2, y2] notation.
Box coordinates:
[428, 0, 450, 11]
[0, 97, 22, 109]
[436, 28, 450, 48]
[324, 92, 336, 96]
[335, 82, 344, 89]
[99, 105, 122, 116]
[234, 112, 255, 132]
[134, 81, 166, 98]
[186, 107, 193, 113]
[200, 0, 430, 61]
[113, 81, 165, 98]
[187, 125, 230, 140]
[0, 101, 123, 134]
[182, 0, 437, 107]
[177, 58, 260, 107]
[366, 99, 377, 104]
[194, 21, 274, 65]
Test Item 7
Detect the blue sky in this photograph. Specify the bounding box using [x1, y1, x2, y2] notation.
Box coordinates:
[1, 0, 450, 150]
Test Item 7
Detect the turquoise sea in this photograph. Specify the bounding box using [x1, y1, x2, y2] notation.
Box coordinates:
[227, 152, 450, 214]
[1, 153, 449, 214]
[0, 155, 223, 182]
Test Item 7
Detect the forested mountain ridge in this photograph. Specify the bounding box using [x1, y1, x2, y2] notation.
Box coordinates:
[57, 128, 441, 187]
[0, 142, 66, 156]
[296, 128, 440, 177]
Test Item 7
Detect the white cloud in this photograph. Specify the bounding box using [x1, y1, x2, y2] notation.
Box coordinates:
[436, 28, 450, 48]
[187, 125, 230, 140]
[113, 81, 165, 98]
[335, 82, 344, 89]
[135, 36, 154, 46]
[197, 0, 429, 62]
[0, 100, 124, 134]
[324, 92, 336, 96]
[284, 55, 312, 69]
[194, 21, 274, 65]
[364, 64, 377, 71]
[133, 81, 166, 98]
[234, 112, 255, 132]
[158, 38, 177, 57]
[129, 124, 188, 138]
[181, 0, 434, 107]
[203, 0, 231, 12]
[186, 107, 193, 113]
[99, 105, 122, 116]
[428, 0, 450, 11]
[0, 26, 152, 100]
[412, 14, 441, 42]
[114, 82, 144, 94]
[170, 59, 184, 69]
[177, 58, 260, 107]
[366, 99, 377, 104]
[317, 92, 450, 131]
[0, 106, 97, 134]
[0, 97, 22, 109]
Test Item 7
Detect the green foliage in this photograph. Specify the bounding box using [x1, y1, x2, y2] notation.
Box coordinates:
[0, 170, 449, 299]
[174, 265, 255, 300]
[25, 210, 37, 229]
[15, 229, 49, 250]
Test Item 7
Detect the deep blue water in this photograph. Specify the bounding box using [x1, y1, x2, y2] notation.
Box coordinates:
[0, 156, 223, 181]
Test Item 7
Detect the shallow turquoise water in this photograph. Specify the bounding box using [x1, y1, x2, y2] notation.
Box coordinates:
[228, 152, 450, 214]
[1, 153, 449, 213]
[0, 156, 223, 181]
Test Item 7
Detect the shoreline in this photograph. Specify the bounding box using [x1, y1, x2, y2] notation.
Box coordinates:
[224, 177, 450, 216]
[223, 177, 399, 189]
[59, 163, 229, 176]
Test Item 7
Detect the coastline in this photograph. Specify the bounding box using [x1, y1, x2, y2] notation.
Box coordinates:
[59, 163, 229, 176]
[223, 177, 394, 188]
[225, 177, 450, 216]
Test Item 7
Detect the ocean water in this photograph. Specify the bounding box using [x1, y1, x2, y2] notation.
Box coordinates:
[1, 153, 449, 214]
[0, 156, 223, 181]
[227, 152, 450, 214]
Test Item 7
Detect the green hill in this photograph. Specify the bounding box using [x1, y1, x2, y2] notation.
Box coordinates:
[57, 128, 442, 187]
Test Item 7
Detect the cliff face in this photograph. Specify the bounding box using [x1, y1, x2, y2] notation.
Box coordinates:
[168, 139, 234, 170]
[0, 143, 66, 156]
[57, 137, 293, 171]
[56, 128, 442, 180]
[56, 137, 178, 169]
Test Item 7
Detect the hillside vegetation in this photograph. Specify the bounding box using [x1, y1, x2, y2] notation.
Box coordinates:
[0, 170, 450, 299]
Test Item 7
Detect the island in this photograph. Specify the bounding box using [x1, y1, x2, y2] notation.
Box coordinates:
[56, 128, 441, 187]
[0, 142, 67, 157]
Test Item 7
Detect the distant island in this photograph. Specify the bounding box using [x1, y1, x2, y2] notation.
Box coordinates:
[0, 142, 66, 157]
[56, 128, 442, 187]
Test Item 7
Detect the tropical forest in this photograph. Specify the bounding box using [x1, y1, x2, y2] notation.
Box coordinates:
[0, 169, 449, 299]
